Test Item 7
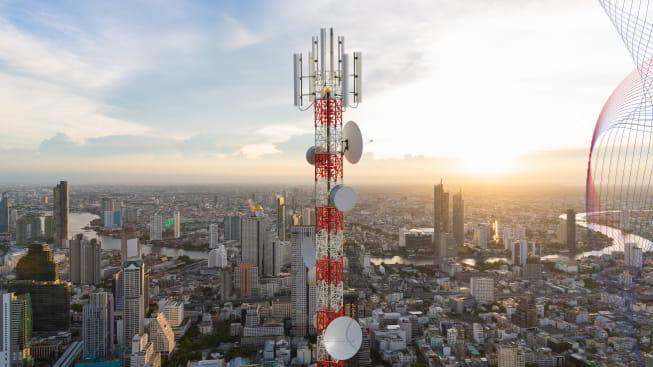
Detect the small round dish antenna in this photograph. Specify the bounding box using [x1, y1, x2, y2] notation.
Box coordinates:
[306, 146, 316, 165]
[329, 184, 357, 212]
[343, 121, 363, 164]
[301, 237, 316, 268]
[307, 267, 317, 286]
[324, 316, 363, 360]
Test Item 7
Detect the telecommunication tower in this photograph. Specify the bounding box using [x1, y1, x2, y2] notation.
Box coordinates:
[293, 28, 364, 365]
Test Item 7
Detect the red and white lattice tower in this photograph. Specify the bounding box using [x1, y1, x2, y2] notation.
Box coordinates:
[294, 27, 363, 367]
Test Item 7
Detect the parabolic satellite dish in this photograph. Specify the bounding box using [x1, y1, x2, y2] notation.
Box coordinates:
[343, 121, 363, 164]
[306, 146, 316, 165]
[307, 267, 317, 286]
[301, 237, 316, 268]
[324, 316, 363, 360]
[329, 184, 357, 212]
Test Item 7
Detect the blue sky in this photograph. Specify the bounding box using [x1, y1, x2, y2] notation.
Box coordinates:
[0, 0, 636, 184]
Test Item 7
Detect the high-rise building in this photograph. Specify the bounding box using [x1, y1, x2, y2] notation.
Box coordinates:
[148, 312, 176, 360]
[15, 242, 58, 281]
[300, 208, 315, 226]
[625, 242, 643, 268]
[470, 277, 494, 303]
[474, 223, 489, 249]
[241, 213, 269, 276]
[566, 209, 576, 251]
[277, 196, 286, 241]
[0, 292, 32, 366]
[129, 333, 160, 367]
[208, 223, 219, 248]
[122, 226, 140, 262]
[512, 296, 537, 328]
[83, 292, 114, 361]
[433, 180, 449, 251]
[149, 215, 162, 241]
[291, 226, 316, 337]
[263, 236, 281, 277]
[498, 346, 526, 367]
[157, 298, 183, 328]
[15, 215, 42, 245]
[0, 192, 10, 233]
[234, 263, 258, 298]
[2, 280, 70, 332]
[224, 215, 241, 241]
[221, 266, 232, 301]
[452, 190, 464, 247]
[53, 180, 69, 248]
[70, 234, 102, 285]
[124, 260, 145, 359]
[44, 215, 54, 238]
[208, 245, 227, 268]
[512, 240, 528, 266]
[173, 210, 181, 239]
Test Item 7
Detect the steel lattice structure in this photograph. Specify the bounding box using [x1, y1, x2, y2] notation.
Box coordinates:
[293, 28, 362, 367]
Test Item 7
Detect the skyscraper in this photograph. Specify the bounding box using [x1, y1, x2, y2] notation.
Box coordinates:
[70, 234, 102, 285]
[277, 196, 286, 241]
[122, 225, 140, 262]
[224, 215, 241, 241]
[149, 312, 176, 360]
[173, 210, 181, 239]
[208, 245, 227, 268]
[291, 226, 315, 337]
[512, 240, 528, 266]
[0, 192, 10, 233]
[2, 280, 70, 333]
[512, 296, 537, 329]
[208, 223, 219, 248]
[475, 223, 489, 250]
[566, 209, 576, 251]
[235, 263, 257, 298]
[452, 190, 464, 247]
[83, 292, 114, 361]
[15, 242, 58, 281]
[53, 180, 69, 248]
[123, 260, 145, 359]
[241, 212, 269, 276]
[0, 292, 32, 366]
[149, 215, 162, 241]
[15, 215, 42, 245]
[433, 180, 449, 251]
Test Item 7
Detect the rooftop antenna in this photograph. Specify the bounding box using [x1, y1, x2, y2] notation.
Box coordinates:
[293, 27, 364, 365]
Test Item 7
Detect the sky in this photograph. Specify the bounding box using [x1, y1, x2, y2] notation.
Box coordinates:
[0, 0, 636, 185]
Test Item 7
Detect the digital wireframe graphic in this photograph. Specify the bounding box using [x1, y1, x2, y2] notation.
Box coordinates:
[586, 1, 653, 364]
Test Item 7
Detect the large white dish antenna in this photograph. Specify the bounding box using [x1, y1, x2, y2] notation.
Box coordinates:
[343, 121, 363, 164]
[301, 237, 316, 268]
[307, 267, 317, 286]
[324, 316, 363, 360]
[329, 184, 357, 212]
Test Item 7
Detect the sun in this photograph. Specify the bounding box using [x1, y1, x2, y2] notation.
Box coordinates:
[461, 154, 517, 175]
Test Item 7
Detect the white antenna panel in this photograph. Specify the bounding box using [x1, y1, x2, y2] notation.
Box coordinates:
[309, 51, 315, 101]
[320, 28, 326, 84]
[354, 52, 362, 103]
[293, 53, 301, 106]
[342, 53, 350, 107]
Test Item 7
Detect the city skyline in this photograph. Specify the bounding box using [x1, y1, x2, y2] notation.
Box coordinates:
[0, 0, 634, 185]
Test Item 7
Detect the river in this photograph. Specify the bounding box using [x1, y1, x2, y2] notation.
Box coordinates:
[69, 212, 209, 260]
[371, 211, 647, 266]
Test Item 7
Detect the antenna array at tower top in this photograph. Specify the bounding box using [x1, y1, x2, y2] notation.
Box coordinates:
[293, 27, 362, 109]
